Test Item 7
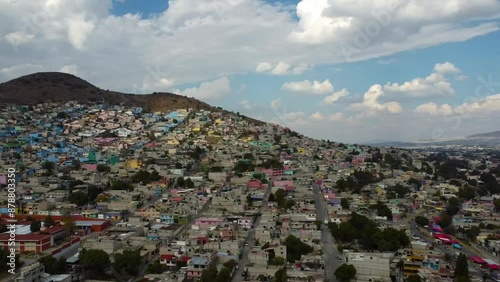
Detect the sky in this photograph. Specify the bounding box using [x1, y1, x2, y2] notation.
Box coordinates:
[0, 0, 499, 143]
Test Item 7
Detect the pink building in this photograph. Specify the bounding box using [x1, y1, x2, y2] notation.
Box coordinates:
[82, 164, 97, 171]
[259, 168, 284, 178]
[195, 218, 224, 227]
[238, 217, 253, 229]
[273, 180, 294, 189]
[247, 179, 266, 189]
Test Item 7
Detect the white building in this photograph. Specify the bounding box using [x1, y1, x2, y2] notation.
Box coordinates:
[344, 251, 392, 282]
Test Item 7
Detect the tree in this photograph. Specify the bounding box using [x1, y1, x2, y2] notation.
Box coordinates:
[494, 198, 500, 212]
[62, 216, 75, 233]
[269, 256, 286, 266]
[111, 180, 134, 191]
[113, 249, 142, 276]
[176, 177, 185, 188]
[314, 220, 322, 230]
[334, 264, 357, 282]
[284, 235, 313, 263]
[96, 164, 111, 173]
[45, 215, 55, 227]
[214, 267, 231, 282]
[80, 249, 111, 274]
[274, 267, 286, 282]
[369, 202, 393, 221]
[69, 191, 88, 207]
[406, 274, 422, 282]
[185, 178, 194, 188]
[42, 161, 55, 170]
[201, 267, 218, 282]
[340, 198, 350, 210]
[439, 214, 453, 228]
[415, 216, 430, 227]
[40, 255, 66, 274]
[146, 262, 167, 274]
[30, 220, 41, 232]
[454, 253, 470, 281]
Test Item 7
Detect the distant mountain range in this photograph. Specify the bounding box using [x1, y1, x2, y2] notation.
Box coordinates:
[364, 131, 500, 148]
[0, 72, 264, 125]
[468, 131, 500, 138]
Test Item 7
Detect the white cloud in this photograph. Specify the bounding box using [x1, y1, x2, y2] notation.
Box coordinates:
[310, 111, 326, 121]
[59, 64, 81, 76]
[256, 61, 311, 75]
[323, 88, 349, 104]
[281, 79, 334, 95]
[0, 1, 497, 92]
[351, 84, 402, 113]
[4, 31, 35, 46]
[434, 62, 461, 74]
[414, 102, 454, 116]
[271, 61, 291, 75]
[455, 94, 500, 115]
[256, 62, 273, 73]
[290, 0, 500, 46]
[310, 111, 344, 121]
[383, 62, 461, 98]
[0, 64, 43, 79]
[270, 98, 282, 110]
[175, 76, 231, 100]
[414, 94, 500, 117]
[239, 99, 252, 109]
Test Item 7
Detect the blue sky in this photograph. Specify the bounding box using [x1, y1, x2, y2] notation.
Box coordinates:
[1, 0, 499, 143]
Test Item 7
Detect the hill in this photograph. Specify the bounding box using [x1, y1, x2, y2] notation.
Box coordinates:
[468, 130, 500, 138]
[0, 72, 264, 125]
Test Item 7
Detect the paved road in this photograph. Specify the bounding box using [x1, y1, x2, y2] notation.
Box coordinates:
[232, 181, 273, 282]
[312, 183, 341, 282]
[409, 220, 489, 279]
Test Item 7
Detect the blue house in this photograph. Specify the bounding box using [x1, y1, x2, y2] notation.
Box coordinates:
[133, 107, 143, 114]
[160, 214, 174, 224]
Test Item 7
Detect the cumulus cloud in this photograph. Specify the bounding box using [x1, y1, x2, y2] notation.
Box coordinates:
[454, 94, 500, 115]
[434, 62, 461, 74]
[0, 1, 497, 91]
[323, 88, 349, 104]
[0, 64, 43, 79]
[383, 62, 462, 98]
[174, 77, 231, 100]
[270, 98, 282, 110]
[281, 79, 334, 95]
[59, 64, 81, 76]
[414, 102, 454, 116]
[414, 93, 500, 118]
[351, 84, 402, 114]
[290, 0, 500, 46]
[256, 61, 311, 75]
[310, 111, 345, 121]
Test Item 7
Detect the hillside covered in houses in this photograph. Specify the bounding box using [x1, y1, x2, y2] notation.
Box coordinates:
[0, 73, 498, 282]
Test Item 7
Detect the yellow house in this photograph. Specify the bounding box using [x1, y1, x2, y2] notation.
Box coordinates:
[240, 137, 253, 143]
[167, 139, 180, 145]
[297, 148, 305, 154]
[127, 159, 142, 169]
[192, 126, 201, 132]
[215, 118, 222, 125]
